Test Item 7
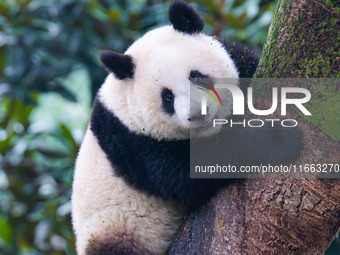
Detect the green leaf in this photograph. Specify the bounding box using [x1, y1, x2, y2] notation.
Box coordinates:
[0, 216, 13, 244]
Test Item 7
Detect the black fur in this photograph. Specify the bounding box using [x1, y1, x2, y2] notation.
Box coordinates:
[100, 50, 135, 80]
[161, 88, 175, 115]
[221, 39, 259, 78]
[192, 124, 303, 170]
[168, 0, 204, 34]
[190, 70, 209, 80]
[91, 98, 221, 209]
[90, 98, 302, 209]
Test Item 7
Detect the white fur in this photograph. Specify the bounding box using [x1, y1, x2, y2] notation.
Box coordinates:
[72, 26, 239, 255]
[100, 26, 238, 140]
[72, 129, 186, 254]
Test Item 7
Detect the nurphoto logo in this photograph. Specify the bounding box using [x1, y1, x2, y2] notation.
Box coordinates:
[197, 81, 312, 128]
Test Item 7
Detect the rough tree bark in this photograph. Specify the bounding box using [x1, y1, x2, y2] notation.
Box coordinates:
[168, 0, 340, 254]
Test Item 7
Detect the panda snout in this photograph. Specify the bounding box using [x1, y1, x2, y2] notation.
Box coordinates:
[188, 106, 209, 122]
[188, 116, 203, 122]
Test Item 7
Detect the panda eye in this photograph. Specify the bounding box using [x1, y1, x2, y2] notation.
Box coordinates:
[165, 93, 174, 103]
[161, 88, 175, 115]
[162, 89, 174, 103]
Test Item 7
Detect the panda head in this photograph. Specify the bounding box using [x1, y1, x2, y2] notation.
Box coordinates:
[98, 0, 238, 140]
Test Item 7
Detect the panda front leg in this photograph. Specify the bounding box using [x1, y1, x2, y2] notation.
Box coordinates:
[72, 130, 186, 255]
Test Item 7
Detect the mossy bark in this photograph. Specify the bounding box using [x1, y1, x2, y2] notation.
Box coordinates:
[255, 0, 340, 140]
[255, 0, 340, 78]
[168, 0, 340, 254]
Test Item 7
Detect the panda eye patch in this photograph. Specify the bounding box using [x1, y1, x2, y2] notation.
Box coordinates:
[161, 88, 175, 115]
[162, 89, 174, 103]
[190, 70, 209, 83]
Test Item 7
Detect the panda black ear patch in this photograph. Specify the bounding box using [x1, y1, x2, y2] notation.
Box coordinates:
[100, 50, 135, 80]
[168, 0, 204, 34]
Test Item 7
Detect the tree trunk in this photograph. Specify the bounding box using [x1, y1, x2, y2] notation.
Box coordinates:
[168, 0, 340, 254]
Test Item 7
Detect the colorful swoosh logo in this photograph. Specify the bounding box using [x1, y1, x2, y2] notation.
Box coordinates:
[197, 83, 223, 106]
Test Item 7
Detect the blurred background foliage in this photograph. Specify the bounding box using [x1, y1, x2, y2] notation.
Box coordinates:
[0, 0, 338, 254]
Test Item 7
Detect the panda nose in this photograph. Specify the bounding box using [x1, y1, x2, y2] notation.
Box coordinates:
[188, 107, 209, 122]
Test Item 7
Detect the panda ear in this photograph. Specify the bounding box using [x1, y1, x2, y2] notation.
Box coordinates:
[168, 0, 204, 34]
[100, 50, 135, 80]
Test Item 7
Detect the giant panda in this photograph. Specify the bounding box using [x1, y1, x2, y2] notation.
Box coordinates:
[72, 1, 302, 255]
